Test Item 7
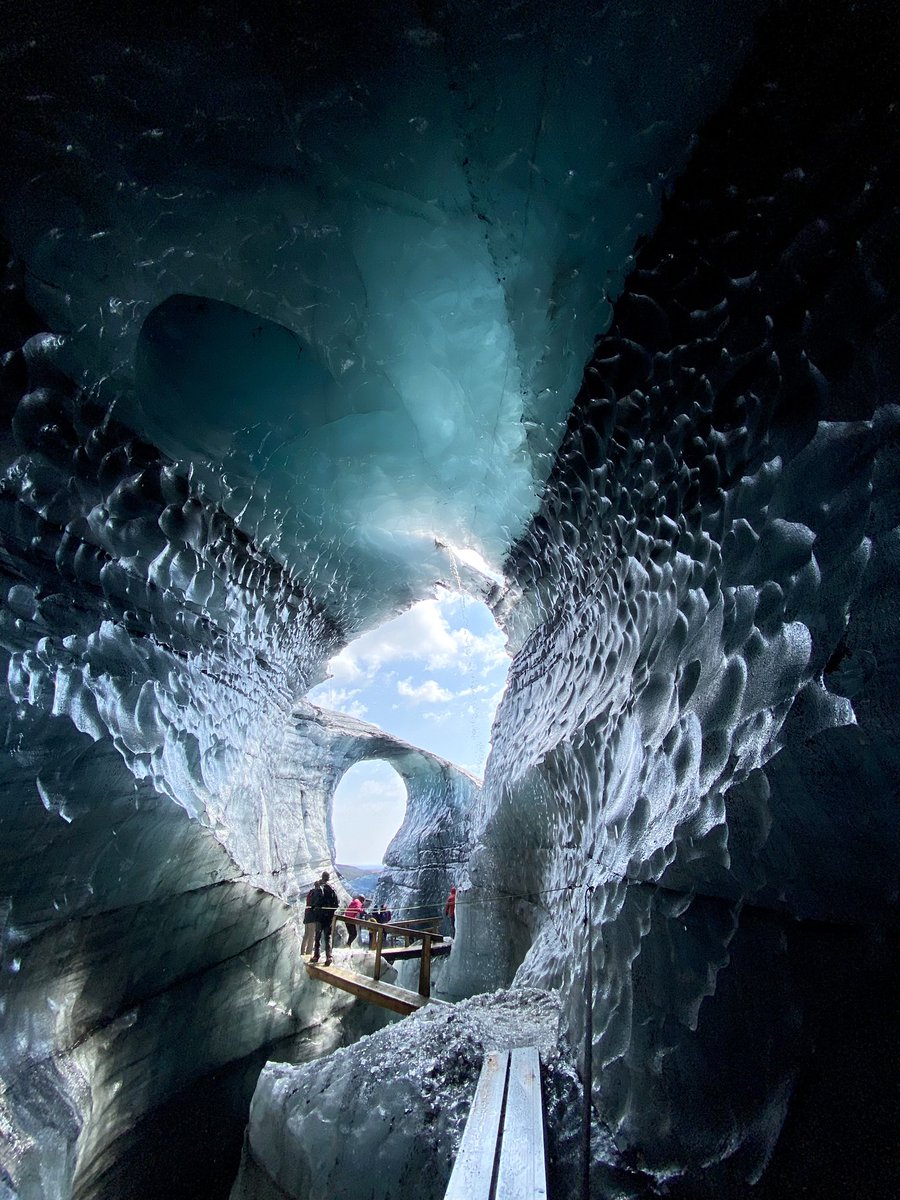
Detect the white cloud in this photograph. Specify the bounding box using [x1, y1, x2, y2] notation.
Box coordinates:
[396, 678, 455, 704]
[309, 686, 368, 720]
[324, 596, 509, 685]
[396, 678, 494, 705]
[423, 710, 452, 724]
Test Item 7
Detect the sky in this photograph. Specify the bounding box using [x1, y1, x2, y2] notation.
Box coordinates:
[308, 589, 510, 865]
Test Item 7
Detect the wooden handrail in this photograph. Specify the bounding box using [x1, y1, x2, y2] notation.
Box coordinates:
[337, 914, 445, 941]
[327, 914, 445, 998]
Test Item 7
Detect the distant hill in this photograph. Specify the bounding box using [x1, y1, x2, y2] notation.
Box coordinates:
[337, 863, 382, 880]
[336, 864, 384, 898]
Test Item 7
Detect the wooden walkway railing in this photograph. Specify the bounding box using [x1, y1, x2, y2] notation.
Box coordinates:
[305, 915, 450, 1014]
[337, 914, 445, 997]
[445, 1048, 547, 1200]
[305, 959, 433, 1016]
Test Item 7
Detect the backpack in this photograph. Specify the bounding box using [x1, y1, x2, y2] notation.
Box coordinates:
[321, 883, 339, 910]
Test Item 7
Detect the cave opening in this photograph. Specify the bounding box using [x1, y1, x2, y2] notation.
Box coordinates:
[330, 760, 407, 884]
[309, 589, 511, 778]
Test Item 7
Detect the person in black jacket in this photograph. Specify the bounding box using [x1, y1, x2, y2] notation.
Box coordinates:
[311, 871, 339, 965]
[301, 884, 317, 956]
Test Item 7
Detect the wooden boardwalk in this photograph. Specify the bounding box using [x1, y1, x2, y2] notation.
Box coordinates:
[305, 913, 452, 1013]
[445, 1047, 547, 1200]
[381, 942, 451, 964]
[305, 959, 435, 1015]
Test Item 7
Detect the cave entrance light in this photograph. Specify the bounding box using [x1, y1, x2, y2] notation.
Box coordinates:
[308, 589, 510, 781]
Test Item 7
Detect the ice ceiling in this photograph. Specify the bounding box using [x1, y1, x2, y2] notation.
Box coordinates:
[2, 0, 759, 628]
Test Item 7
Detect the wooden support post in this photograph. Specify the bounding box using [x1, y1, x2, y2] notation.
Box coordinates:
[418, 933, 432, 998]
[374, 925, 384, 981]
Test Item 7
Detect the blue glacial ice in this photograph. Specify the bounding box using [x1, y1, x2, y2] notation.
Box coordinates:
[0, 2, 898, 1199]
[2, 0, 759, 631]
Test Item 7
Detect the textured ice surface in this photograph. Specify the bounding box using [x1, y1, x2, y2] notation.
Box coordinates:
[0, 275, 340, 1192]
[291, 702, 478, 920]
[442, 5, 900, 1193]
[0, 277, 477, 1195]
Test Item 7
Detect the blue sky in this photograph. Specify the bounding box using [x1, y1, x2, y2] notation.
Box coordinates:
[308, 589, 510, 864]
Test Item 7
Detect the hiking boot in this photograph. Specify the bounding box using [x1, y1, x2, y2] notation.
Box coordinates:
[325, 957, 333, 966]
[310, 956, 320, 963]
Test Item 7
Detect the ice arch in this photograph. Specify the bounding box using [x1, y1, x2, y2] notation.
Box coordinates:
[293, 703, 478, 917]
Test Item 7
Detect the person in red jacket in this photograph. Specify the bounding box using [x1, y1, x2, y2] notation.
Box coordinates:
[344, 895, 364, 946]
[445, 885, 457, 936]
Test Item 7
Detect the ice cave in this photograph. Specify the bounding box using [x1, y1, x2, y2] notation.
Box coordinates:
[1, 1, 898, 1197]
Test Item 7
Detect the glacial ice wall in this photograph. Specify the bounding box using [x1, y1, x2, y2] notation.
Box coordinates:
[0, 258, 358, 1197]
[0, 275, 476, 1193]
[447, 3, 900, 1194]
[0, 6, 768, 1181]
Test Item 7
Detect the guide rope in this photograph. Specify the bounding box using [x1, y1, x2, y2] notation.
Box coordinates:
[296, 871, 636, 919]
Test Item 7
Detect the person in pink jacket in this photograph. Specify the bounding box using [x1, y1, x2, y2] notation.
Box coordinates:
[344, 895, 364, 947]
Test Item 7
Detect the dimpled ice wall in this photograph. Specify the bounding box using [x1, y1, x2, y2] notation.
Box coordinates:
[445, 4, 900, 1194]
[0, 257, 356, 1198]
[0, 266, 476, 1194]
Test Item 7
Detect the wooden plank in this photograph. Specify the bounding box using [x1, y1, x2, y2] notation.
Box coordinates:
[381, 943, 451, 963]
[305, 961, 429, 1016]
[341, 916, 387, 933]
[444, 1051, 510, 1200]
[342, 915, 444, 941]
[495, 1047, 547, 1200]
